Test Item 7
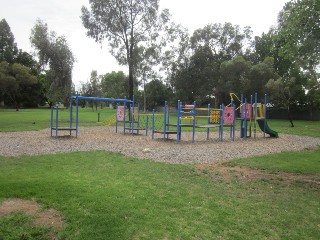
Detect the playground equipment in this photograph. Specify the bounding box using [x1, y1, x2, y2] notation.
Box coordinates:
[50, 103, 76, 138]
[50, 92, 133, 138]
[50, 91, 278, 142]
[145, 92, 278, 143]
[233, 93, 278, 139]
[145, 100, 236, 143]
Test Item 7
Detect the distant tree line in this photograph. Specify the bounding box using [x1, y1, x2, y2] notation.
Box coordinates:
[79, 0, 319, 119]
[1, 0, 319, 122]
[0, 18, 74, 109]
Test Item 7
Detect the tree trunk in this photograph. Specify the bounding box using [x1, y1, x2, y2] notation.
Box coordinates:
[287, 105, 294, 127]
[128, 63, 134, 101]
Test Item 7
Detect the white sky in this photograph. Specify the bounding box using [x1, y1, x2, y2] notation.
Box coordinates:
[0, 0, 289, 90]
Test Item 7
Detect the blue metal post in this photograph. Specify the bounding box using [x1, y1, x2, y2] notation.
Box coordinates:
[250, 94, 253, 138]
[152, 109, 155, 139]
[70, 93, 73, 135]
[115, 103, 119, 133]
[50, 106, 53, 137]
[192, 101, 196, 143]
[123, 102, 126, 135]
[220, 104, 224, 141]
[130, 103, 133, 135]
[232, 100, 236, 141]
[244, 98, 247, 140]
[137, 103, 140, 135]
[254, 92, 258, 139]
[264, 94, 267, 138]
[206, 103, 210, 140]
[163, 101, 167, 141]
[75, 93, 79, 138]
[55, 103, 58, 139]
[132, 95, 135, 135]
[176, 100, 181, 144]
[146, 111, 149, 136]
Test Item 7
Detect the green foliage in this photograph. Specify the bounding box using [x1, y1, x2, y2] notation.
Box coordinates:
[0, 61, 40, 109]
[220, 56, 251, 97]
[79, 70, 103, 109]
[0, 19, 18, 64]
[81, 0, 172, 100]
[0, 151, 319, 239]
[170, 23, 254, 105]
[190, 22, 251, 58]
[30, 19, 74, 105]
[144, 79, 171, 109]
[277, 0, 320, 70]
[173, 45, 216, 103]
[100, 71, 129, 99]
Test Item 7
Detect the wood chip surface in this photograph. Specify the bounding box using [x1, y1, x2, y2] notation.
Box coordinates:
[0, 127, 319, 164]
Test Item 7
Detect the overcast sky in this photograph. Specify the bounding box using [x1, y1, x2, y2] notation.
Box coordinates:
[0, 0, 289, 90]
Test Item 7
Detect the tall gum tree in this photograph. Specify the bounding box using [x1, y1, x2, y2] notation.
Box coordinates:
[30, 20, 75, 105]
[0, 19, 18, 64]
[81, 0, 171, 101]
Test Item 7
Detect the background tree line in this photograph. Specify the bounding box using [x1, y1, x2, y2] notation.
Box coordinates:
[0, 18, 74, 109]
[0, 0, 319, 118]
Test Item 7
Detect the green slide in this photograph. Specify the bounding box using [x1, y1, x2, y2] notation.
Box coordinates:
[256, 118, 278, 138]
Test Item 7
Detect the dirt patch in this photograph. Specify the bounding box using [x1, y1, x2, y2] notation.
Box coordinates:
[197, 163, 320, 186]
[0, 198, 64, 239]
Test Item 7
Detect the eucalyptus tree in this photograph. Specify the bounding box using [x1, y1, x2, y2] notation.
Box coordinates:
[0, 19, 18, 64]
[101, 71, 130, 99]
[0, 62, 37, 109]
[189, 23, 253, 104]
[30, 19, 75, 105]
[172, 45, 216, 104]
[81, 0, 172, 101]
[220, 56, 251, 98]
[276, 0, 320, 114]
[144, 79, 172, 110]
[277, 0, 320, 71]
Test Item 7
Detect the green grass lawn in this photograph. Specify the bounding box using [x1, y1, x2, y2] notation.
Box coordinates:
[0, 108, 320, 239]
[1, 108, 319, 137]
[0, 108, 115, 132]
[0, 151, 319, 239]
[267, 119, 320, 138]
[225, 148, 320, 174]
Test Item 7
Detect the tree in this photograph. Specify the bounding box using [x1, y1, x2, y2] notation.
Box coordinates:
[220, 55, 251, 98]
[246, 57, 278, 99]
[87, 70, 102, 110]
[189, 23, 253, 105]
[30, 19, 75, 105]
[81, 0, 171, 101]
[15, 50, 39, 75]
[190, 23, 252, 62]
[0, 19, 18, 64]
[145, 79, 171, 110]
[277, 0, 320, 71]
[0, 61, 37, 109]
[172, 45, 216, 104]
[100, 71, 129, 99]
[0, 61, 16, 106]
[266, 62, 307, 127]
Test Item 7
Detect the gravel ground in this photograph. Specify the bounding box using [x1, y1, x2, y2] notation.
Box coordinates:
[0, 126, 319, 164]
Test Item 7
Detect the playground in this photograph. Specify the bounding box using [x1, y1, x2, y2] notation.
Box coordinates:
[11, 91, 318, 163]
[0, 110, 320, 239]
[50, 92, 279, 143]
[1, 125, 320, 163]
